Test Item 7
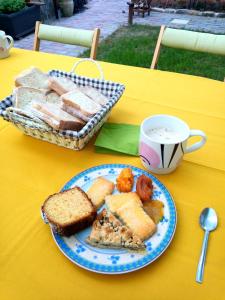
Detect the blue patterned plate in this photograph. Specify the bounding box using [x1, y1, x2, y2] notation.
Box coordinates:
[44, 164, 177, 274]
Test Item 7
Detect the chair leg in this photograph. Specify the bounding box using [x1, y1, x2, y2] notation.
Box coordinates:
[127, 2, 134, 25]
[33, 21, 41, 51]
[150, 25, 165, 69]
[90, 28, 100, 60]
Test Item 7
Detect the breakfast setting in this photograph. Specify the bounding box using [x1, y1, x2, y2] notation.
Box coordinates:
[0, 5, 225, 300]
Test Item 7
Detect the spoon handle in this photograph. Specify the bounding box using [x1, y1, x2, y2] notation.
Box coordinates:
[196, 230, 209, 283]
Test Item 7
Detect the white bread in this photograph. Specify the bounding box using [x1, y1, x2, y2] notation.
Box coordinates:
[32, 101, 85, 131]
[48, 76, 77, 96]
[79, 86, 109, 106]
[87, 177, 114, 208]
[61, 90, 101, 118]
[46, 91, 61, 104]
[15, 67, 49, 92]
[61, 103, 90, 122]
[14, 87, 46, 111]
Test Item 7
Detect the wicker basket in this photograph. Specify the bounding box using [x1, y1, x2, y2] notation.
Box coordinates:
[0, 59, 125, 150]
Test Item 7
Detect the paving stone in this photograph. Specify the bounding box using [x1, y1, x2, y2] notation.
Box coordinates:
[202, 11, 215, 17]
[170, 19, 189, 25]
[166, 8, 176, 13]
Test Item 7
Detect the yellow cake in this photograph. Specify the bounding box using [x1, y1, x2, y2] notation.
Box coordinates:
[42, 187, 96, 236]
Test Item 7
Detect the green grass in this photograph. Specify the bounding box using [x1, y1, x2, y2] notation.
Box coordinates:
[80, 25, 225, 81]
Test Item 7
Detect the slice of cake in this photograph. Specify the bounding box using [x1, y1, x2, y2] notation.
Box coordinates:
[86, 209, 145, 250]
[42, 187, 96, 236]
[87, 177, 115, 209]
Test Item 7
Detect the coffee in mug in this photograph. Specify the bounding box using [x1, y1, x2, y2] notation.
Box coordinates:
[139, 115, 207, 174]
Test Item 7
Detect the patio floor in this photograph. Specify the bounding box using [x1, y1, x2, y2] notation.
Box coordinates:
[14, 0, 225, 57]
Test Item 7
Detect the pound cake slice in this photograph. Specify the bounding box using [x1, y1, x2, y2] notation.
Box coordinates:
[42, 187, 96, 237]
[86, 209, 145, 250]
[87, 177, 115, 209]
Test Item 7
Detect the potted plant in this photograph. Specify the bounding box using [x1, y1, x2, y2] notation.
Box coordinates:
[59, 0, 74, 17]
[0, 0, 41, 39]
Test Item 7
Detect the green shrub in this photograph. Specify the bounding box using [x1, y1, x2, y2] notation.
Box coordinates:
[0, 0, 26, 14]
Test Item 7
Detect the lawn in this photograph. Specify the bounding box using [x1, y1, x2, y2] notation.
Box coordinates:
[80, 25, 225, 81]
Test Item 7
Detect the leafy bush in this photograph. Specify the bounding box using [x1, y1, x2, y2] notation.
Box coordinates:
[0, 0, 26, 14]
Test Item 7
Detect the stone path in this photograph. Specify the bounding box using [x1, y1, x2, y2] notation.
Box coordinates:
[14, 0, 225, 57]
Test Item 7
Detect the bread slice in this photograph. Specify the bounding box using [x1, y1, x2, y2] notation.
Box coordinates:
[15, 67, 49, 92]
[48, 76, 77, 96]
[116, 202, 156, 240]
[79, 86, 109, 106]
[87, 177, 114, 209]
[61, 90, 101, 118]
[32, 101, 85, 131]
[46, 91, 61, 104]
[14, 87, 46, 111]
[42, 187, 97, 236]
[86, 209, 145, 250]
[62, 103, 90, 122]
[105, 192, 143, 214]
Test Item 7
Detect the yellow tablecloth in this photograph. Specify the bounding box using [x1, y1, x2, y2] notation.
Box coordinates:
[0, 48, 225, 300]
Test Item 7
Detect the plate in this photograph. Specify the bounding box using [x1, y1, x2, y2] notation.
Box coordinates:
[43, 164, 177, 274]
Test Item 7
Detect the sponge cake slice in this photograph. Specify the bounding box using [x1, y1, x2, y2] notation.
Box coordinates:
[42, 187, 97, 236]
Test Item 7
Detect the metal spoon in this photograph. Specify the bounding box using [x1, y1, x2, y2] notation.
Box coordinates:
[196, 208, 218, 283]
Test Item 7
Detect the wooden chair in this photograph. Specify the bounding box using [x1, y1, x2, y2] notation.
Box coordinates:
[133, 0, 152, 17]
[151, 25, 225, 69]
[33, 22, 100, 59]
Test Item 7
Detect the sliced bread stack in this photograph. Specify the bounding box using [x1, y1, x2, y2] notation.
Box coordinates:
[13, 66, 110, 132]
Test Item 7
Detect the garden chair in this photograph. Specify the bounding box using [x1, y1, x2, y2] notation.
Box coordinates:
[151, 26, 225, 71]
[133, 0, 152, 17]
[127, 0, 152, 25]
[33, 22, 100, 59]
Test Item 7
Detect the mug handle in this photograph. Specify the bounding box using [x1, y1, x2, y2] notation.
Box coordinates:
[5, 35, 14, 50]
[185, 129, 207, 153]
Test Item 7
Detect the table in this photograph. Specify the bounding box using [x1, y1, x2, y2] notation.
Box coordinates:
[0, 48, 225, 300]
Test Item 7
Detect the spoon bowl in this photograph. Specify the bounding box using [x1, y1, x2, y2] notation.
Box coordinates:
[200, 208, 218, 231]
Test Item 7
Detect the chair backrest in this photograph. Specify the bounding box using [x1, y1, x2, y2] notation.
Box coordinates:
[33, 22, 100, 59]
[151, 26, 225, 69]
[162, 28, 225, 56]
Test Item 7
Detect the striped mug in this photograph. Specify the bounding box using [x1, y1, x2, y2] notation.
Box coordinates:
[139, 115, 207, 174]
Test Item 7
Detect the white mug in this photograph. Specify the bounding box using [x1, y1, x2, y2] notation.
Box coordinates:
[0, 30, 13, 59]
[139, 115, 207, 174]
